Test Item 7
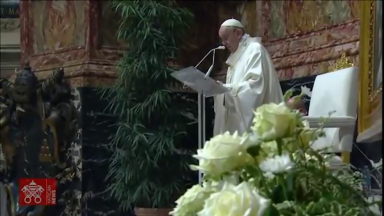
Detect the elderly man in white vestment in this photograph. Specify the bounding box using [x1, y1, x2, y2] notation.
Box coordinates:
[213, 19, 284, 136]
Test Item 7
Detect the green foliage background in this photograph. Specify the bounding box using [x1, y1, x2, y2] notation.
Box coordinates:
[102, 0, 195, 210]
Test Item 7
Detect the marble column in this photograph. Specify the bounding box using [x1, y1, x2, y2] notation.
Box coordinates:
[20, 1, 120, 215]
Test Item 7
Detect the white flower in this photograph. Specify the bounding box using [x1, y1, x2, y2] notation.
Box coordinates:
[190, 132, 254, 176]
[263, 172, 275, 179]
[259, 154, 294, 175]
[202, 174, 241, 192]
[251, 103, 297, 141]
[197, 182, 270, 216]
[241, 132, 262, 148]
[170, 184, 215, 216]
[300, 86, 312, 97]
[203, 181, 224, 191]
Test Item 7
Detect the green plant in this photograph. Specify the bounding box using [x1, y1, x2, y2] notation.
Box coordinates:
[102, 0, 194, 211]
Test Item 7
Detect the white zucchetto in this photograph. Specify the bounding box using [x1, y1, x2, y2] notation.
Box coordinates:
[220, 18, 244, 29]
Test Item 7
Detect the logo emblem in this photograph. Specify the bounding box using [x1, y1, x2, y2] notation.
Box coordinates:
[19, 178, 57, 206]
[21, 180, 44, 204]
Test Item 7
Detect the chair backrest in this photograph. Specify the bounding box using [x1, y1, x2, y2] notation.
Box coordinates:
[309, 67, 359, 153]
[308, 67, 359, 118]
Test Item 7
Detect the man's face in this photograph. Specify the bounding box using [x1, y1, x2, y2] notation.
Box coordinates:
[218, 27, 243, 53]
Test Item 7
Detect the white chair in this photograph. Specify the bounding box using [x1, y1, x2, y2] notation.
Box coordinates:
[303, 67, 359, 164]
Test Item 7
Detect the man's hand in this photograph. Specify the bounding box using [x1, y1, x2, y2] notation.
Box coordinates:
[287, 98, 308, 116]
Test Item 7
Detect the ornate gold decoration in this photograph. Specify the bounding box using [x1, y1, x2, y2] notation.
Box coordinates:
[370, 84, 383, 102]
[39, 139, 52, 163]
[328, 53, 354, 72]
[358, 0, 382, 134]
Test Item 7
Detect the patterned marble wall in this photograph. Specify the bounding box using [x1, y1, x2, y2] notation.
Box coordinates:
[224, 0, 360, 80]
[31, 1, 85, 54]
[263, 0, 360, 80]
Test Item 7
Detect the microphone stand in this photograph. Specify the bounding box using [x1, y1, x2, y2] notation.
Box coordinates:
[194, 47, 221, 184]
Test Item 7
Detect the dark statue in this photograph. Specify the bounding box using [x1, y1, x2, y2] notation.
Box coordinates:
[0, 65, 78, 216]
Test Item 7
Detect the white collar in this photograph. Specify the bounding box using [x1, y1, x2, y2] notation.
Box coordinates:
[226, 34, 254, 67]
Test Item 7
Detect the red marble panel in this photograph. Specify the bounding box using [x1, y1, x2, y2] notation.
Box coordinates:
[21, 0, 90, 70]
[18, 0, 121, 87]
[277, 54, 359, 81]
[20, 0, 33, 66]
[261, 0, 271, 39]
[30, 49, 87, 72]
[263, 0, 360, 40]
[253, 1, 362, 80]
[265, 20, 359, 58]
[88, 2, 122, 64]
[266, 20, 360, 80]
[276, 42, 359, 80]
[31, 1, 86, 55]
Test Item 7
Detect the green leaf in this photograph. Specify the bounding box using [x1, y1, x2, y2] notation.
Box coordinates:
[244, 165, 259, 177]
[305, 202, 316, 213]
[285, 172, 296, 191]
[320, 213, 336, 216]
[271, 185, 285, 204]
[263, 204, 280, 216]
[330, 201, 342, 215]
[283, 89, 294, 102]
[247, 145, 261, 157]
[100, 0, 196, 210]
[344, 208, 361, 216]
[276, 139, 284, 155]
[293, 206, 307, 216]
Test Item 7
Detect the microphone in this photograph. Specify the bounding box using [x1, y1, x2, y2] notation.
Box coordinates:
[204, 46, 225, 79]
[195, 46, 226, 69]
[182, 46, 225, 89]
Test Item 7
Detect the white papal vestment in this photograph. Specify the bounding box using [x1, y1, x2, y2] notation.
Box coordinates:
[213, 35, 283, 135]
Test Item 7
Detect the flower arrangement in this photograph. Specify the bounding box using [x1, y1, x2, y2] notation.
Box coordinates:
[170, 91, 381, 216]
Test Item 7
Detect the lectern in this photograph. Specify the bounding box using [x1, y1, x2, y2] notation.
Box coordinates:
[171, 66, 228, 183]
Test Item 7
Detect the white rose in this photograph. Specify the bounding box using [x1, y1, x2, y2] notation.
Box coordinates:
[197, 182, 270, 216]
[241, 132, 262, 148]
[203, 174, 239, 192]
[170, 184, 215, 216]
[251, 103, 297, 141]
[256, 141, 279, 163]
[203, 181, 223, 191]
[259, 154, 294, 175]
[190, 132, 254, 176]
